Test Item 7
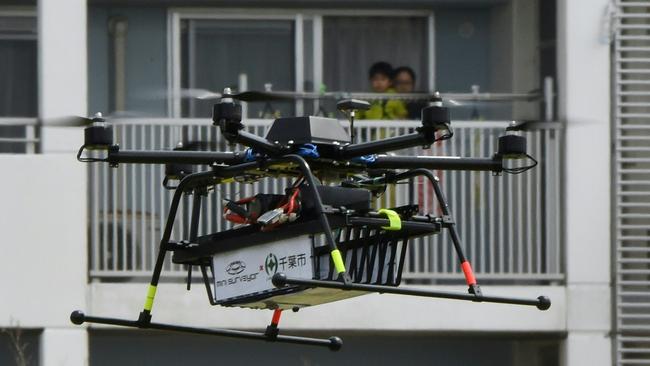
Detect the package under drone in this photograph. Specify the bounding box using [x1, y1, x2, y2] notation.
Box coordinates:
[195, 215, 417, 310]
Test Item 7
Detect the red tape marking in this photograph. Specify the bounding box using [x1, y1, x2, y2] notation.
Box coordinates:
[461, 261, 477, 286]
[271, 309, 282, 325]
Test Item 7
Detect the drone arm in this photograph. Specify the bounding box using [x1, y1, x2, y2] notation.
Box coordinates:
[228, 130, 283, 156]
[106, 148, 246, 166]
[339, 97, 451, 159]
[368, 155, 503, 172]
[340, 132, 430, 159]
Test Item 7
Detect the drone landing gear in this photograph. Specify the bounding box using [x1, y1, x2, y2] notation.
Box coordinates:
[70, 157, 347, 351]
[272, 274, 551, 310]
[69, 310, 342, 350]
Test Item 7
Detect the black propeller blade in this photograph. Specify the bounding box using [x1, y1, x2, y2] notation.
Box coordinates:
[41, 111, 147, 127]
[227, 90, 294, 102]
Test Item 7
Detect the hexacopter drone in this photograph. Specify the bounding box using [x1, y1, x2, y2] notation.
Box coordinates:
[69, 89, 549, 351]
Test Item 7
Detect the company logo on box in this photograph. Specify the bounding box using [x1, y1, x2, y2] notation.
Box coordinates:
[225, 260, 246, 275]
[213, 235, 314, 301]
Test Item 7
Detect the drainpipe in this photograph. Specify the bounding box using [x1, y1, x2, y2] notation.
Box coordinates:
[109, 17, 128, 112]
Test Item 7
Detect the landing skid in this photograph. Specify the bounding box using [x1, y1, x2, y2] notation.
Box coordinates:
[70, 310, 342, 351]
[272, 273, 551, 311]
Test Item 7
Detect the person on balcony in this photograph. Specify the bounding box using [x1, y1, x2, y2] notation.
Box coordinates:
[393, 66, 428, 120]
[357, 61, 407, 120]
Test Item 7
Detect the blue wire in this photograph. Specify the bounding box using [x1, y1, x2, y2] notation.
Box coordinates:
[351, 154, 377, 164]
[244, 148, 257, 162]
[297, 144, 319, 159]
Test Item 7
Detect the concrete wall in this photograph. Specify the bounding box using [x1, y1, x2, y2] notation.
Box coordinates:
[0, 155, 87, 328]
[556, 0, 612, 364]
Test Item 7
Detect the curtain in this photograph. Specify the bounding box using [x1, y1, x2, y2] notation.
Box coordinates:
[323, 16, 428, 92]
[183, 19, 295, 118]
[0, 40, 37, 117]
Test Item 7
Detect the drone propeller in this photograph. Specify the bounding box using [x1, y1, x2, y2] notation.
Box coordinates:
[229, 90, 294, 102]
[41, 111, 148, 127]
[167, 88, 536, 108]
[175, 88, 295, 102]
[42, 115, 95, 127]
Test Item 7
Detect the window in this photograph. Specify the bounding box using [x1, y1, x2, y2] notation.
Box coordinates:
[0, 13, 37, 153]
[0, 15, 37, 117]
[180, 19, 295, 118]
[169, 10, 434, 120]
[323, 16, 430, 92]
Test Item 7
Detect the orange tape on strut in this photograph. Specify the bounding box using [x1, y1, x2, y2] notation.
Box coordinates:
[461, 261, 477, 286]
[271, 309, 282, 325]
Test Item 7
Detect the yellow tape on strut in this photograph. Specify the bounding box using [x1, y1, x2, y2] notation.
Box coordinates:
[331, 249, 346, 274]
[377, 208, 402, 231]
[143, 285, 157, 311]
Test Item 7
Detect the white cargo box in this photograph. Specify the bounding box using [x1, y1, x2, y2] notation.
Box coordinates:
[171, 216, 437, 310]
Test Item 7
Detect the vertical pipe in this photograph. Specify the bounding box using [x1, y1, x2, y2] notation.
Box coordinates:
[507, 157, 514, 274]
[554, 128, 561, 275]
[25, 125, 35, 154]
[160, 125, 169, 271]
[109, 17, 128, 113]
[517, 154, 524, 274]
[130, 125, 137, 270]
[460, 127, 467, 274]
[121, 125, 127, 271]
[91, 145, 99, 275]
[195, 124, 204, 237]
[427, 13, 435, 92]
[446, 130, 457, 274]
[488, 129, 496, 275]
[170, 12, 182, 118]
[535, 130, 542, 274]
[544, 76, 554, 122]
[149, 125, 156, 272]
[312, 15, 323, 115]
[295, 14, 304, 117]
[102, 153, 108, 272]
[239, 73, 248, 119]
[471, 127, 478, 272]
[140, 124, 146, 271]
[206, 125, 214, 235]
[189, 192, 202, 242]
[423, 150, 430, 275]
[526, 130, 533, 274]
[546, 128, 555, 275]
[473, 128, 480, 272]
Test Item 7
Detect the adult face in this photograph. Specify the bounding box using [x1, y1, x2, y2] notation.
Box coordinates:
[370, 73, 391, 93]
[394, 71, 415, 93]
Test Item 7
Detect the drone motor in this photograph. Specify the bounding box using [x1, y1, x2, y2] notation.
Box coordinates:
[213, 88, 243, 139]
[82, 113, 113, 149]
[420, 92, 452, 141]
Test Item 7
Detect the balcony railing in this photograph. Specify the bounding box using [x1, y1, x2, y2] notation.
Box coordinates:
[88, 118, 564, 283]
[0, 118, 39, 153]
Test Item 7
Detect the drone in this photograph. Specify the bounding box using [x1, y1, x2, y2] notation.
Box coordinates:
[69, 88, 548, 351]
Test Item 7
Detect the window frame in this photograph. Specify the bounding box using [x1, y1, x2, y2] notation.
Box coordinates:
[167, 8, 435, 119]
[0, 7, 38, 154]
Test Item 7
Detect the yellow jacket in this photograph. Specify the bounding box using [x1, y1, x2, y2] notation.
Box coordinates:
[357, 89, 408, 120]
